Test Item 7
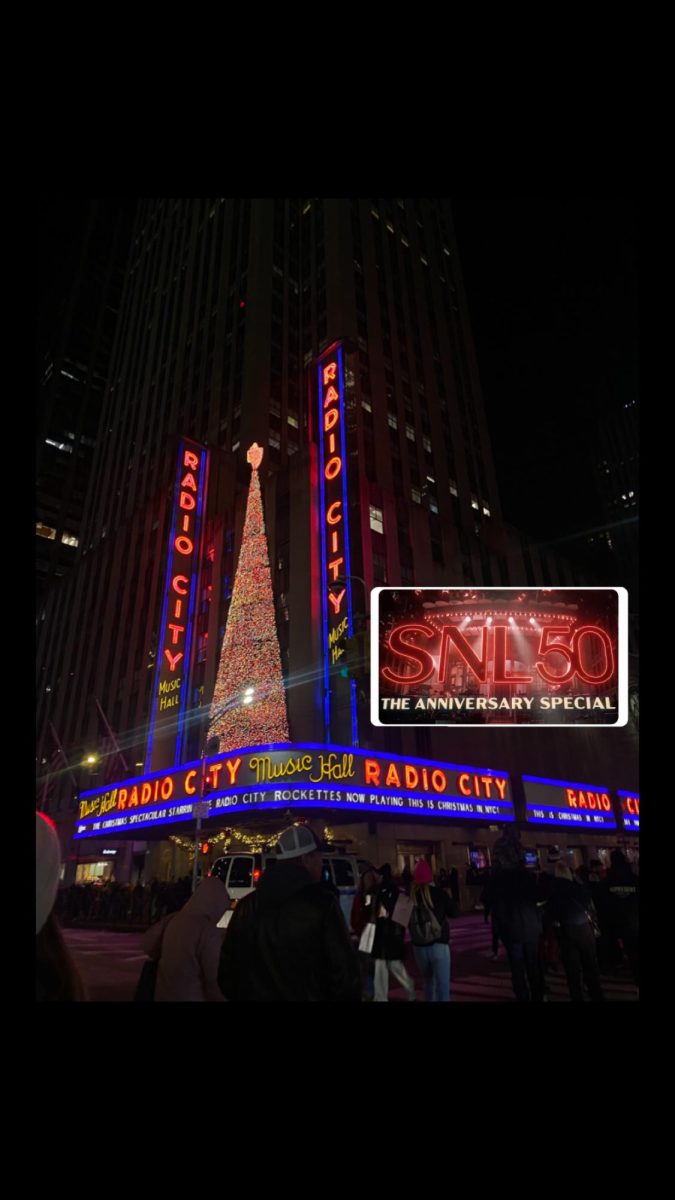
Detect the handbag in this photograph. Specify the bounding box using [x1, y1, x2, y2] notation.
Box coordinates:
[391, 893, 414, 928]
[358, 921, 376, 954]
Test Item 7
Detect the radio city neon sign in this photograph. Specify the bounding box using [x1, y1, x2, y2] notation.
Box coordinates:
[318, 344, 356, 741]
[382, 622, 615, 687]
[148, 438, 208, 770]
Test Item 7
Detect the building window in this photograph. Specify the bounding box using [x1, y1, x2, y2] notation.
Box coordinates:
[372, 553, 387, 583]
[369, 505, 384, 535]
[482, 504, 491, 517]
[411, 487, 422, 504]
[471, 496, 480, 510]
[61, 532, 79, 547]
[36, 523, 57, 540]
[387, 413, 398, 429]
[405, 424, 416, 441]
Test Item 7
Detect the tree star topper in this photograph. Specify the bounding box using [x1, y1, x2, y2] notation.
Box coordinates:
[247, 443, 264, 470]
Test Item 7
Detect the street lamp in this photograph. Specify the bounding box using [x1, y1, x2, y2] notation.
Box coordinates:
[192, 734, 221, 893]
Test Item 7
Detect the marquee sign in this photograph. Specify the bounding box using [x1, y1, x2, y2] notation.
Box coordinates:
[316, 344, 357, 744]
[147, 437, 209, 771]
[73, 743, 514, 839]
[523, 774, 618, 830]
[372, 587, 628, 727]
[617, 789, 640, 833]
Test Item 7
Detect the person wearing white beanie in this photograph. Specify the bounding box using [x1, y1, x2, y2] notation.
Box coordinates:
[36, 811, 86, 1001]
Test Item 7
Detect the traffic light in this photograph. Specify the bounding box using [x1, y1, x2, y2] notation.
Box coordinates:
[339, 633, 369, 685]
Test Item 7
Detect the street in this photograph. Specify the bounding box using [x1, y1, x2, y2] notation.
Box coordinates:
[64, 915, 638, 1002]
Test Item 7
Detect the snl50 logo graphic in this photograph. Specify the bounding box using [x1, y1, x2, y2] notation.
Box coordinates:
[371, 588, 628, 727]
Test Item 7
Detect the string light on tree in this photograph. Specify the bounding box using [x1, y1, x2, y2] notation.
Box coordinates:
[207, 444, 290, 752]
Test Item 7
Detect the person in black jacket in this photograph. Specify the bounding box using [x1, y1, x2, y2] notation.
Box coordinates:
[218, 825, 360, 1002]
[547, 862, 605, 1001]
[371, 864, 416, 1001]
[409, 859, 455, 1001]
[490, 858, 545, 1002]
[605, 850, 639, 986]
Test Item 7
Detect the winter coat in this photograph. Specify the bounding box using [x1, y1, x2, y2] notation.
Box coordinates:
[371, 881, 406, 960]
[490, 868, 543, 945]
[546, 879, 596, 929]
[141, 876, 229, 1002]
[218, 860, 360, 1002]
[604, 865, 639, 933]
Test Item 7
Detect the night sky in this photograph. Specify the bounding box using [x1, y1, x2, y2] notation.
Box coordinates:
[452, 195, 637, 547]
[38, 196, 638, 553]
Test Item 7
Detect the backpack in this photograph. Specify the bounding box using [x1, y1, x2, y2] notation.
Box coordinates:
[409, 895, 443, 946]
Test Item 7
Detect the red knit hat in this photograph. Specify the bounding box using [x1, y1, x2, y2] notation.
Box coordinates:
[414, 859, 433, 884]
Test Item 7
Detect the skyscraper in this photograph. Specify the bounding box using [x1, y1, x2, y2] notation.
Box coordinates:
[37, 199, 638, 884]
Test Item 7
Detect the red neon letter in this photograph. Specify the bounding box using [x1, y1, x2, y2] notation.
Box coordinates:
[457, 774, 472, 797]
[573, 626, 615, 685]
[494, 778, 507, 800]
[326, 501, 342, 524]
[431, 770, 446, 793]
[328, 557, 344, 581]
[185, 769, 198, 795]
[328, 589, 346, 614]
[381, 624, 435, 686]
[324, 407, 339, 432]
[175, 535, 193, 555]
[323, 362, 337, 385]
[180, 490, 196, 510]
[439, 625, 489, 684]
[325, 456, 342, 480]
[566, 789, 578, 808]
[184, 450, 199, 470]
[493, 625, 533, 683]
[168, 624, 185, 645]
[172, 575, 189, 595]
[536, 626, 575, 685]
[404, 765, 419, 789]
[364, 758, 380, 785]
[225, 757, 242, 785]
[324, 385, 339, 407]
[386, 763, 402, 788]
[181, 472, 198, 491]
[164, 649, 183, 671]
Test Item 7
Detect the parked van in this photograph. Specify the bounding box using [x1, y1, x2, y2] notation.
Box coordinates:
[211, 851, 372, 930]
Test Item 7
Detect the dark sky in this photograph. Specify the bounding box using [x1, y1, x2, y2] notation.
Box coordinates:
[452, 196, 637, 545]
[37, 196, 638, 550]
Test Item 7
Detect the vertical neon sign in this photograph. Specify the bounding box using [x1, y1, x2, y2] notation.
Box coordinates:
[147, 437, 209, 772]
[317, 343, 357, 743]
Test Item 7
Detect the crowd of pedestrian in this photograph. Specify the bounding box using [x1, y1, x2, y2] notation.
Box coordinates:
[39, 820, 639, 1003]
[55, 876, 193, 927]
[478, 837, 639, 1002]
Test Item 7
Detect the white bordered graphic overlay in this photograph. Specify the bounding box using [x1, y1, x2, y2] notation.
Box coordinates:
[370, 587, 628, 729]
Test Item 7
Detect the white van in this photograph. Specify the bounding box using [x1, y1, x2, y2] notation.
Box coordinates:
[210, 851, 372, 930]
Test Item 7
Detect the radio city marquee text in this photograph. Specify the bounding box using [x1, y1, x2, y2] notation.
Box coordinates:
[320, 354, 350, 669]
[523, 777, 617, 830]
[74, 747, 514, 836]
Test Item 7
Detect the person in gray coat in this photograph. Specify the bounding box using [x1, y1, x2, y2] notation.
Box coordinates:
[142, 875, 230, 1001]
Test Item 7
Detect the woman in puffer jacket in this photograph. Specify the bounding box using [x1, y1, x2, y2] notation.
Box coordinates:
[141, 875, 230, 1001]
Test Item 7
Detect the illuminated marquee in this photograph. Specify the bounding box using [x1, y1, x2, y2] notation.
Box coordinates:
[618, 790, 640, 833]
[147, 437, 209, 770]
[317, 344, 357, 743]
[73, 744, 514, 838]
[523, 774, 617, 830]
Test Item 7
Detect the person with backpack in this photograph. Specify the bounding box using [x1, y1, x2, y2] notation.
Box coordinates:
[409, 859, 456, 1002]
[371, 864, 416, 1002]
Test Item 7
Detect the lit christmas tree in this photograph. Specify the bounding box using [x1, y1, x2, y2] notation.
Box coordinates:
[207, 443, 290, 751]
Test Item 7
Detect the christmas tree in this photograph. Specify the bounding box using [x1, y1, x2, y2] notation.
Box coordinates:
[207, 444, 290, 751]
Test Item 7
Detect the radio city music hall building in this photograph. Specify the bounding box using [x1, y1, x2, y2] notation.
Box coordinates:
[36, 199, 639, 887]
